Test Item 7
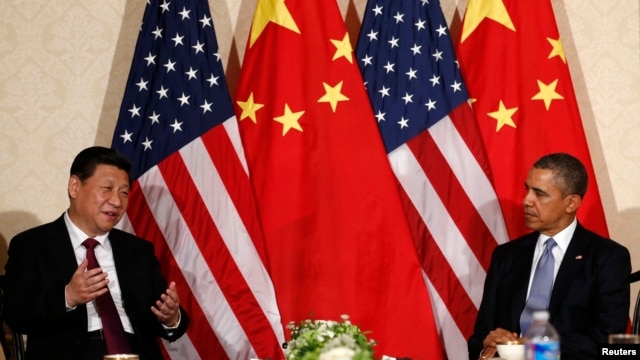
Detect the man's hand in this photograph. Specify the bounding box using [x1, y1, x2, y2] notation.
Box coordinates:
[151, 281, 180, 327]
[480, 328, 519, 359]
[65, 259, 109, 307]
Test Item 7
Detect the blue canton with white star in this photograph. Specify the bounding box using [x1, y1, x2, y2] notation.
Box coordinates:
[356, 0, 469, 153]
[113, 0, 234, 180]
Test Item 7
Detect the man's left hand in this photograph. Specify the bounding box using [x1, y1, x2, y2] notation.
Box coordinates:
[151, 281, 180, 327]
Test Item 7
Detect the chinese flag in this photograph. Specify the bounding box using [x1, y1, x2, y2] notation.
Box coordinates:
[234, 0, 444, 358]
[456, 0, 608, 238]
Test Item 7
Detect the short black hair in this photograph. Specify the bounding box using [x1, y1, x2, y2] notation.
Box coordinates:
[70, 146, 132, 183]
[533, 153, 588, 198]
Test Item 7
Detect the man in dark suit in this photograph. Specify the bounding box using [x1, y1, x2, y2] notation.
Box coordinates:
[468, 153, 630, 360]
[3, 146, 189, 359]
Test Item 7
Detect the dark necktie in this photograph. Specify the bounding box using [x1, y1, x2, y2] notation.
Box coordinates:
[83, 238, 132, 354]
[519, 238, 557, 334]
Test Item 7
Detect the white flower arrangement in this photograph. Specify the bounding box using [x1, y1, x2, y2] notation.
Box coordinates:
[284, 314, 375, 360]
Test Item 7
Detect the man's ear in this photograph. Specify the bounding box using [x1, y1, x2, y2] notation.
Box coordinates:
[565, 194, 582, 214]
[68, 175, 80, 198]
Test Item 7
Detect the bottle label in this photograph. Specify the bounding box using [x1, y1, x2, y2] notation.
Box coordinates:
[527, 341, 560, 360]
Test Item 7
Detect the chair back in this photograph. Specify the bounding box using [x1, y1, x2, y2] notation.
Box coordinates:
[631, 271, 640, 334]
[0, 275, 25, 360]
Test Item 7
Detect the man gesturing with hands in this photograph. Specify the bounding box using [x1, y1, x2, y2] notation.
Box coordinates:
[4, 146, 189, 360]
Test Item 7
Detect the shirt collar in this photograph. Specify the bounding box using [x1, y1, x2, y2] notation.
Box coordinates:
[537, 217, 577, 252]
[64, 211, 110, 249]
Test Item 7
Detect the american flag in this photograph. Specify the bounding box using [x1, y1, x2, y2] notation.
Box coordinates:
[356, 1, 509, 359]
[111, 0, 285, 359]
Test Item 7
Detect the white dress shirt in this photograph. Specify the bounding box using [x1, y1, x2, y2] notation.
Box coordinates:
[524, 218, 577, 299]
[64, 211, 134, 333]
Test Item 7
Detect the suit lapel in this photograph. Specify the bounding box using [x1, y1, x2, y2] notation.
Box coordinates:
[51, 215, 85, 278]
[548, 223, 590, 317]
[511, 234, 538, 326]
[109, 230, 134, 296]
[49, 215, 90, 327]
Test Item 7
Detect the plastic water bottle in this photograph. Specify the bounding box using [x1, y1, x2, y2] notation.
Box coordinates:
[523, 311, 560, 360]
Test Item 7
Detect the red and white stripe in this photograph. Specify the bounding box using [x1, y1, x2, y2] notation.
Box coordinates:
[119, 116, 285, 359]
[388, 105, 509, 360]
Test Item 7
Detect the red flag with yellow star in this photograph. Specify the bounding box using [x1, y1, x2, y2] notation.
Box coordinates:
[235, 0, 444, 358]
[456, 0, 608, 238]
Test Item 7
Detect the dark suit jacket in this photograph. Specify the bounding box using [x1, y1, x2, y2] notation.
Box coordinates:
[3, 215, 189, 360]
[468, 223, 630, 360]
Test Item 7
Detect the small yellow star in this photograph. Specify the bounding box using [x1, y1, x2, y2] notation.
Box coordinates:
[330, 32, 353, 63]
[250, 0, 300, 47]
[460, 0, 515, 43]
[236, 92, 264, 123]
[547, 37, 567, 64]
[487, 100, 518, 132]
[274, 103, 304, 135]
[317, 81, 350, 112]
[531, 79, 564, 110]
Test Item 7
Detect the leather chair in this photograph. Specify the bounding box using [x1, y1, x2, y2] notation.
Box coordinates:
[630, 270, 640, 334]
[633, 292, 640, 335]
[0, 275, 25, 360]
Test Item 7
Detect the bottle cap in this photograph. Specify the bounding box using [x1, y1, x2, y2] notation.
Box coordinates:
[532, 310, 550, 321]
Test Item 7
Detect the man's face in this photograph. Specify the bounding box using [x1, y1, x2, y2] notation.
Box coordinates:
[523, 167, 577, 236]
[68, 164, 130, 237]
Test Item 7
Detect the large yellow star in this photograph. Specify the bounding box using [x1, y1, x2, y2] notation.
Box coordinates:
[317, 81, 349, 112]
[460, 0, 515, 43]
[274, 104, 304, 135]
[531, 79, 564, 110]
[487, 100, 518, 132]
[330, 33, 353, 63]
[250, 0, 300, 47]
[236, 92, 264, 123]
[547, 37, 567, 64]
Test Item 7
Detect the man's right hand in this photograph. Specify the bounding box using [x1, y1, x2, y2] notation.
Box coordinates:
[480, 328, 519, 359]
[65, 259, 110, 307]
